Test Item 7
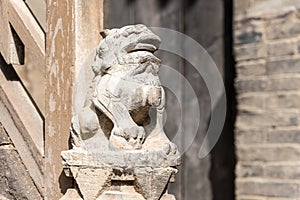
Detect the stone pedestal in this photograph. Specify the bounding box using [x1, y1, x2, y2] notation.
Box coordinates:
[60, 149, 179, 200]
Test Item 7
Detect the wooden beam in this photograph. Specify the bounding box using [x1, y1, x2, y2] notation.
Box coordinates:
[45, 0, 103, 199]
[0, 65, 44, 196]
[0, 0, 20, 65]
[8, 0, 45, 56]
[1, 0, 46, 114]
[24, 0, 46, 31]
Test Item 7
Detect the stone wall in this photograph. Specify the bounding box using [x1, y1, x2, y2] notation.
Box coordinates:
[234, 0, 300, 199]
[0, 122, 42, 199]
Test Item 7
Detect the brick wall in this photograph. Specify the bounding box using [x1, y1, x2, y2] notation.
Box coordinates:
[234, 0, 300, 199]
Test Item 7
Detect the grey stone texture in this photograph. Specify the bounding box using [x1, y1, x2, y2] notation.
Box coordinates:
[234, 0, 300, 199]
[236, 181, 299, 198]
[0, 123, 42, 200]
[267, 41, 296, 57]
[266, 57, 300, 74]
[236, 61, 267, 77]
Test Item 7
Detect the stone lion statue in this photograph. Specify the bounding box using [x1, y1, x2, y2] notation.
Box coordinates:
[71, 24, 178, 156]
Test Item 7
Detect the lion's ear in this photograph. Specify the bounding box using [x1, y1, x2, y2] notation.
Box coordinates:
[100, 29, 110, 38]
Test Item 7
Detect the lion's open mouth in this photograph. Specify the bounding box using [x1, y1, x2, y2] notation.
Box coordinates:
[128, 43, 157, 53]
[123, 32, 161, 54]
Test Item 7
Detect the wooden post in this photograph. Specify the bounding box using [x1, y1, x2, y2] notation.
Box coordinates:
[45, 0, 103, 199]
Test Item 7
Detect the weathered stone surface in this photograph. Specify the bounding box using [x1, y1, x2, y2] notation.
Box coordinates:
[245, 0, 300, 19]
[237, 145, 300, 162]
[267, 41, 297, 57]
[236, 61, 266, 76]
[266, 58, 300, 75]
[236, 163, 263, 178]
[235, 43, 266, 61]
[0, 146, 42, 199]
[62, 149, 180, 169]
[0, 122, 41, 199]
[234, 1, 300, 200]
[266, 21, 300, 40]
[134, 167, 176, 200]
[235, 28, 263, 45]
[60, 189, 82, 200]
[0, 60, 44, 192]
[236, 130, 264, 144]
[237, 94, 267, 109]
[97, 192, 175, 200]
[235, 0, 297, 20]
[97, 191, 145, 200]
[236, 180, 300, 198]
[236, 76, 300, 93]
[238, 197, 266, 200]
[264, 164, 300, 179]
[266, 92, 300, 109]
[160, 194, 176, 200]
[266, 129, 300, 143]
[237, 92, 300, 111]
[267, 41, 296, 57]
[61, 24, 180, 200]
[236, 109, 298, 129]
[234, 0, 252, 17]
[71, 168, 111, 200]
[0, 123, 11, 145]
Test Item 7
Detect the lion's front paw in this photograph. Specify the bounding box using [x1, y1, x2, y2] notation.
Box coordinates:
[143, 131, 179, 156]
[124, 126, 146, 147]
[109, 126, 146, 150]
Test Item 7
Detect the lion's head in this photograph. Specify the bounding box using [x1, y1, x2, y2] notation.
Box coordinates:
[92, 24, 161, 81]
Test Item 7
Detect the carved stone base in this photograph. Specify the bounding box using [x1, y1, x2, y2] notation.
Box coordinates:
[60, 189, 82, 200]
[61, 189, 176, 200]
[98, 192, 175, 200]
[98, 191, 144, 200]
[61, 149, 179, 200]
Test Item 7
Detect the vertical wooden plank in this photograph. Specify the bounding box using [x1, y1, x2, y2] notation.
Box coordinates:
[7, 0, 46, 114]
[45, 0, 103, 199]
[45, 1, 75, 198]
[73, 0, 104, 114]
[0, 0, 21, 65]
[24, 0, 46, 31]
